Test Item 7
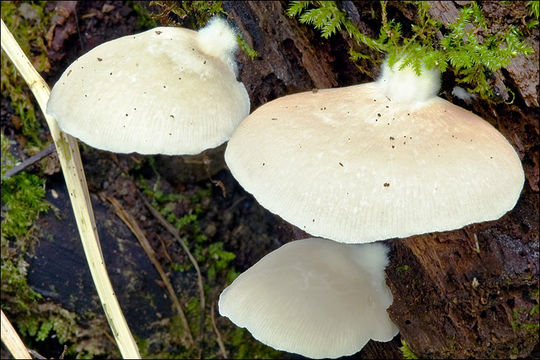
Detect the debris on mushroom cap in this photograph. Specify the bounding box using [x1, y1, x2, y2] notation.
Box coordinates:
[218, 238, 398, 359]
[225, 62, 524, 244]
[46, 18, 249, 155]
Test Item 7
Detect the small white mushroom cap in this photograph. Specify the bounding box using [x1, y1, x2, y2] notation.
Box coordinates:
[218, 238, 398, 359]
[225, 62, 524, 244]
[47, 18, 249, 155]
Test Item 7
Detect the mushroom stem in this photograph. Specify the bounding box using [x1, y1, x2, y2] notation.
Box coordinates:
[1, 19, 140, 359]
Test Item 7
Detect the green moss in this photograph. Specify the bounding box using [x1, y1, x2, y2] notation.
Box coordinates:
[529, 287, 539, 316]
[228, 327, 283, 359]
[137, 1, 258, 60]
[1, 2, 108, 351]
[511, 306, 539, 338]
[138, 177, 281, 358]
[142, 179, 237, 282]
[396, 264, 410, 274]
[1, 131, 18, 177]
[522, 322, 539, 333]
[399, 339, 419, 359]
[237, 33, 259, 60]
[1, 172, 49, 242]
[20, 306, 77, 344]
[1, 131, 50, 311]
[147, 0, 225, 29]
[527, 1, 539, 19]
[1, 130, 50, 332]
[129, 1, 159, 29]
[511, 308, 523, 332]
[287, 1, 534, 101]
[1, 1, 54, 150]
[1, 130, 98, 356]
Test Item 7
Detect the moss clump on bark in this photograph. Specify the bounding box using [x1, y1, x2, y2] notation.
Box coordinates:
[287, 1, 535, 101]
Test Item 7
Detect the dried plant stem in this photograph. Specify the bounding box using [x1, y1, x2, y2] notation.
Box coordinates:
[211, 301, 228, 359]
[1, 19, 140, 359]
[1, 310, 32, 359]
[3, 143, 56, 179]
[104, 194, 195, 346]
[141, 195, 206, 348]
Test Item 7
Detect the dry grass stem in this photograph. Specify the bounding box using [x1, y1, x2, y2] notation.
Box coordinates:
[211, 300, 228, 359]
[1, 310, 32, 359]
[104, 194, 195, 346]
[140, 195, 207, 350]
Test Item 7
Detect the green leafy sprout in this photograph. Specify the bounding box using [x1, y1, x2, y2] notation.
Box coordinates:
[287, 1, 535, 101]
[526, 1, 539, 28]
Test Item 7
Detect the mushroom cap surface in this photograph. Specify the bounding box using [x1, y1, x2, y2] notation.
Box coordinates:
[225, 83, 524, 243]
[218, 238, 398, 359]
[47, 21, 249, 155]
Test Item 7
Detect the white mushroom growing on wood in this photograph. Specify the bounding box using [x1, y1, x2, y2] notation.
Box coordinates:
[225, 59, 524, 244]
[219, 238, 398, 359]
[47, 17, 250, 155]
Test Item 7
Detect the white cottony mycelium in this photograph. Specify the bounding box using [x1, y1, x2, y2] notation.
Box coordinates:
[196, 17, 239, 75]
[218, 238, 398, 359]
[452, 86, 478, 104]
[47, 17, 249, 155]
[225, 59, 524, 244]
[376, 59, 441, 105]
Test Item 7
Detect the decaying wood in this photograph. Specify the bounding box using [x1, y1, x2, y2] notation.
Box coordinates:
[386, 189, 539, 358]
[224, 1, 344, 107]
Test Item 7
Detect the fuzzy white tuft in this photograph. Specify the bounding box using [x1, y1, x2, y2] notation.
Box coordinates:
[452, 86, 477, 104]
[376, 58, 440, 104]
[197, 17, 238, 74]
[351, 241, 390, 281]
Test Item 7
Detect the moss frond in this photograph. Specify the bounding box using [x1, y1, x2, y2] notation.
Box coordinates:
[400, 339, 419, 359]
[287, 1, 534, 101]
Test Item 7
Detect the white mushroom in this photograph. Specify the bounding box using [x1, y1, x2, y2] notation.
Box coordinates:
[47, 17, 249, 155]
[219, 238, 398, 359]
[225, 60, 524, 244]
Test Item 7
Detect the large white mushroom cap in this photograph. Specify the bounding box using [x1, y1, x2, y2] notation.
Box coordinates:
[225, 61, 524, 243]
[218, 238, 398, 359]
[47, 18, 249, 155]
